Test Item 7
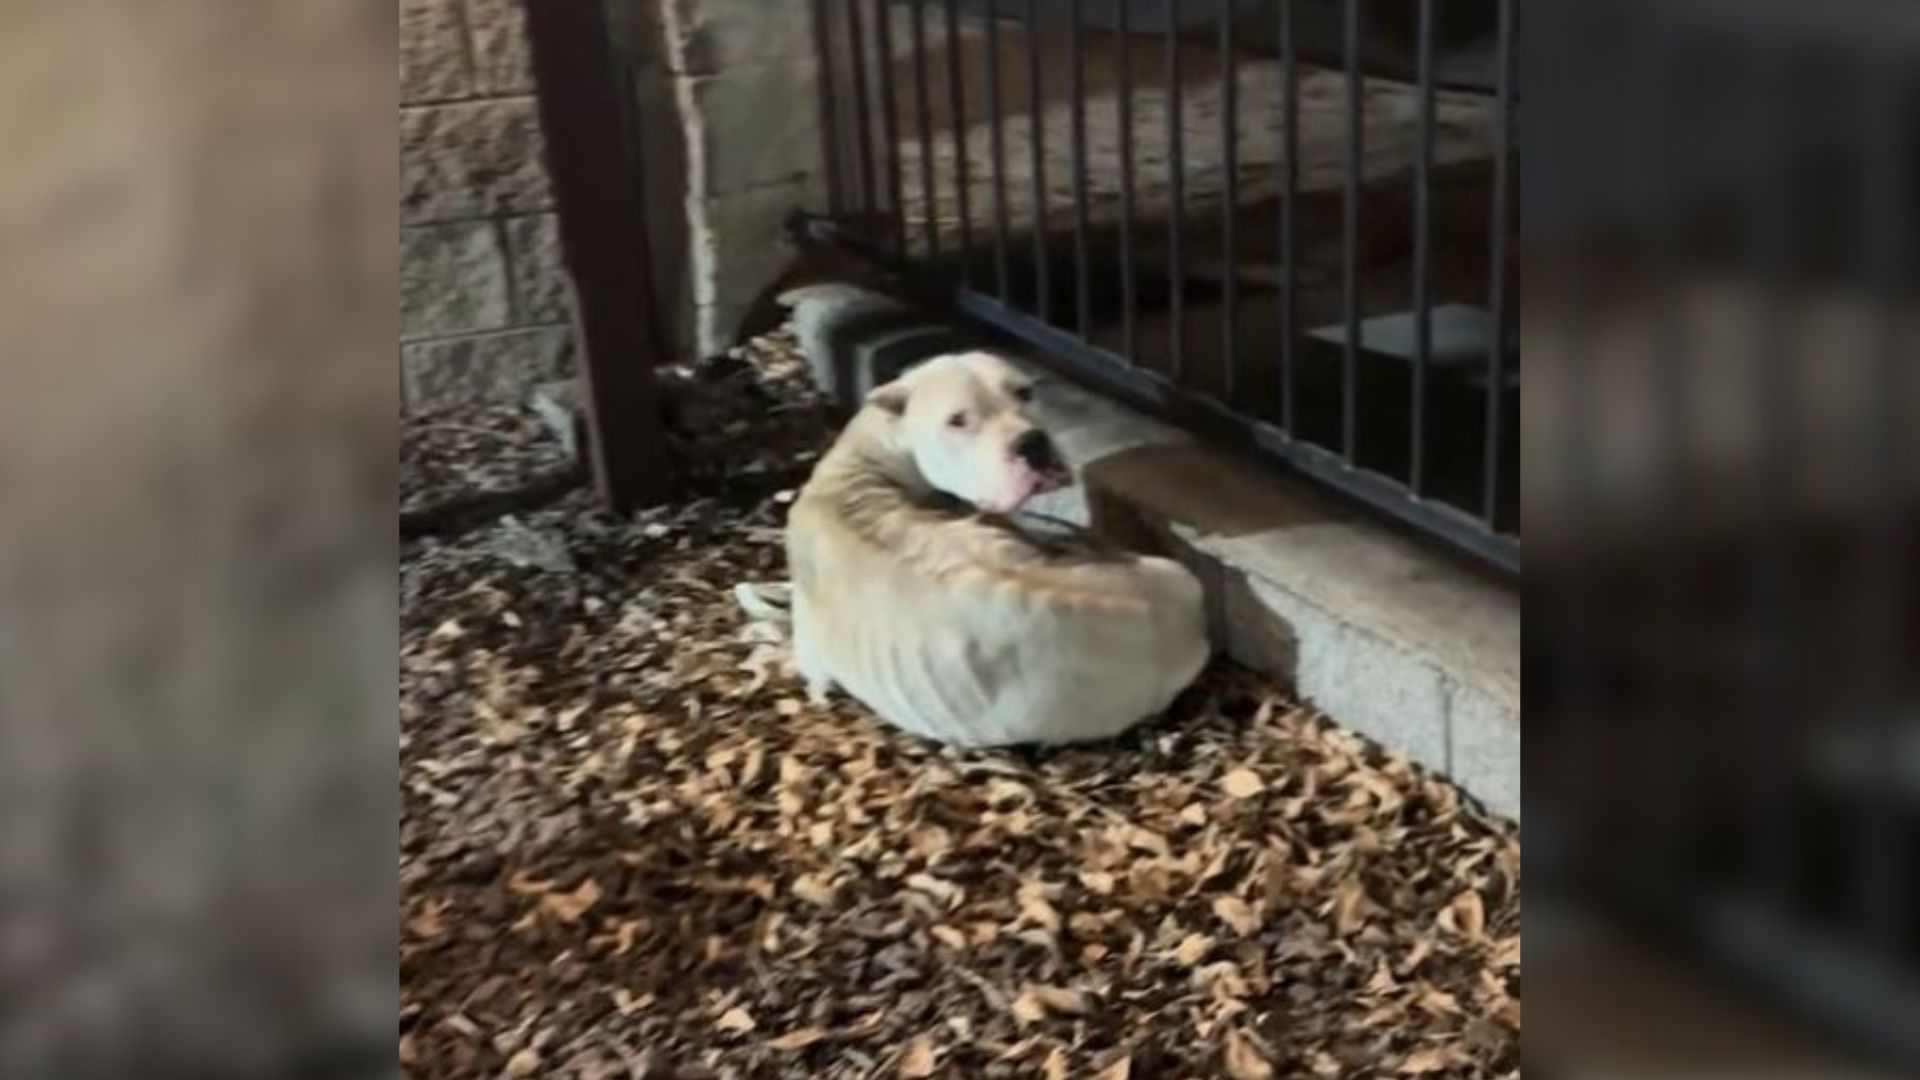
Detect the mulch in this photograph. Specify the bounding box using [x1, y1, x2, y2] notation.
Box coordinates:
[399, 330, 1520, 1080]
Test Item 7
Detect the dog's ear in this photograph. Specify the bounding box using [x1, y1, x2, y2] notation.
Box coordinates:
[865, 378, 910, 416]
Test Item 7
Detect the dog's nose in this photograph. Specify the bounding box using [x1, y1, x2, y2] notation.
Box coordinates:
[1011, 429, 1058, 470]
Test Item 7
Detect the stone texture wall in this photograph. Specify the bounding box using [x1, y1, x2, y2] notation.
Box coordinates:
[400, 0, 572, 412]
[399, 0, 828, 408]
[654, 0, 825, 358]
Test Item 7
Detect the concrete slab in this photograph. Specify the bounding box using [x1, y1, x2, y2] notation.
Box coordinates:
[1305, 303, 1499, 366]
[780, 285, 1521, 820]
[1450, 680, 1521, 819]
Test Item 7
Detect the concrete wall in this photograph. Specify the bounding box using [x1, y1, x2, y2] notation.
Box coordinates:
[399, 0, 573, 412]
[651, 0, 826, 359]
[399, 0, 830, 406]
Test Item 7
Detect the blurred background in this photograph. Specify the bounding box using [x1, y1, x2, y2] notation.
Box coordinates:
[1526, 0, 1919, 1075]
[0, 1, 397, 1076]
[0, 0, 1914, 1076]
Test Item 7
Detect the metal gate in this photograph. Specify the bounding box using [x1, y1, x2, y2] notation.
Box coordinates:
[795, 0, 1519, 572]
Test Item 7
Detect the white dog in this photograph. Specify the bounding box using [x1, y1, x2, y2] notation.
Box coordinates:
[780, 349, 1210, 746]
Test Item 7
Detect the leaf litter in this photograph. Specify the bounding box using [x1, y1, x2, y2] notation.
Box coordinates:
[401, 328, 1520, 1079]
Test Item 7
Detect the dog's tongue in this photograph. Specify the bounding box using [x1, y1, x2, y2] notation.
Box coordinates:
[998, 463, 1073, 513]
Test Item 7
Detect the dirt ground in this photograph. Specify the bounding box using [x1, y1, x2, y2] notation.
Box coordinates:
[399, 330, 1519, 1080]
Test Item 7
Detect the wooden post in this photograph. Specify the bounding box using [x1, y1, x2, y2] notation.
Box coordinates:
[523, 0, 672, 511]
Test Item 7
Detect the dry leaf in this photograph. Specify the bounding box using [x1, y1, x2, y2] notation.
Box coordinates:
[1398, 937, 1435, 975]
[898, 1037, 939, 1077]
[791, 873, 837, 907]
[1332, 878, 1368, 934]
[1008, 983, 1088, 1025]
[1126, 826, 1171, 856]
[907, 873, 964, 908]
[1019, 894, 1063, 934]
[1027, 983, 1090, 1015]
[1093, 1053, 1132, 1080]
[1171, 933, 1214, 966]
[610, 989, 652, 1016]
[1415, 982, 1462, 1016]
[1221, 768, 1266, 799]
[1398, 1046, 1452, 1074]
[1450, 889, 1487, 939]
[1212, 896, 1261, 937]
[1078, 870, 1116, 895]
[715, 1007, 756, 1033]
[406, 900, 447, 939]
[769, 1026, 828, 1051]
[1043, 1047, 1069, 1080]
[1462, 1016, 1509, 1055]
[1222, 1029, 1274, 1080]
[1365, 960, 1398, 994]
[505, 1048, 540, 1077]
[1199, 960, 1252, 1001]
[542, 878, 602, 923]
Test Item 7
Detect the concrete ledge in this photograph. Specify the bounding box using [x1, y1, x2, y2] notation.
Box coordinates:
[780, 287, 1520, 820]
[1080, 438, 1519, 820]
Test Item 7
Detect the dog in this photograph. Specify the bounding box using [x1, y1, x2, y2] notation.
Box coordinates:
[781, 349, 1210, 746]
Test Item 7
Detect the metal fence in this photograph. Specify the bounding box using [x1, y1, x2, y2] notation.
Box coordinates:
[798, 0, 1519, 573]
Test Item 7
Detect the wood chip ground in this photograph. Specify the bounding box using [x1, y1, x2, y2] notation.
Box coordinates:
[400, 330, 1519, 1079]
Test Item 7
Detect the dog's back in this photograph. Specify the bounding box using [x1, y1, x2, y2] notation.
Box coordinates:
[789, 423, 1207, 745]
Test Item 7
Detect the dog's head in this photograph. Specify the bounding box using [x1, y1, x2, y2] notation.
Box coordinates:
[865, 350, 1071, 513]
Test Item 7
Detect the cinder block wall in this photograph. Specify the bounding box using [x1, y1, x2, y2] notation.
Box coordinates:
[399, 0, 829, 409]
[653, 0, 826, 359]
[399, 0, 573, 413]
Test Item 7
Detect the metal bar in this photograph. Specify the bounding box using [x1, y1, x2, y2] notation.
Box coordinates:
[1341, 0, 1363, 462]
[846, 0, 878, 220]
[813, 0, 847, 216]
[945, 0, 974, 284]
[1220, 1, 1239, 404]
[522, 0, 672, 509]
[1410, 0, 1435, 493]
[1280, 0, 1297, 432]
[1026, 0, 1049, 321]
[1070, 0, 1092, 338]
[1165, 0, 1185, 379]
[874, 0, 907, 254]
[1116, 0, 1137, 362]
[911, 0, 940, 258]
[1483, 0, 1516, 523]
[987, 0, 1010, 300]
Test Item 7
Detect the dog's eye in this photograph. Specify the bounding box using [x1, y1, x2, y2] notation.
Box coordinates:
[946, 410, 970, 429]
[1012, 383, 1036, 403]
